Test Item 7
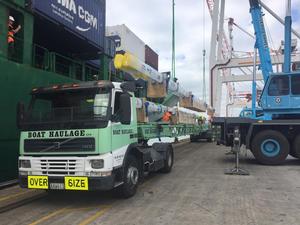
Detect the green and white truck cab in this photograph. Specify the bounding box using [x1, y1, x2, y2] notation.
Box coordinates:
[18, 81, 174, 197]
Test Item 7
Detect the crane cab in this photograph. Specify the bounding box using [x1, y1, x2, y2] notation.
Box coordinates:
[260, 72, 300, 119]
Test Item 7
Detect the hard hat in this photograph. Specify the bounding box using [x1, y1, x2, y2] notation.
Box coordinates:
[9, 16, 15, 22]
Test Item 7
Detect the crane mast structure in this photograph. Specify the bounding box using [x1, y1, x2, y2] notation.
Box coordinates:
[212, 0, 300, 166]
[248, 0, 300, 119]
[207, 0, 233, 116]
[249, 0, 273, 82]
[208, 0, 300, 117]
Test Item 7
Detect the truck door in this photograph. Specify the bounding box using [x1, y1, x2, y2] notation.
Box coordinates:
[290, 75, 300, 108]
[111, 90, 136, 168]
[266, 75, 290, 109]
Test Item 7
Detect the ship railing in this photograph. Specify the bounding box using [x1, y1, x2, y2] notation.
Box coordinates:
[49, 52, 101, 81]
[85, 64, 100, 81]
[5, 35, 101, 81]
[49, 52, 84, 80]
[32, 44, 50, 70]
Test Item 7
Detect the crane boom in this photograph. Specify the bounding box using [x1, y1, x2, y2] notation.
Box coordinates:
[249, 0, 273, 81]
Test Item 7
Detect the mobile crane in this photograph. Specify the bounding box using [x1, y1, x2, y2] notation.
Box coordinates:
[214, 0, 300, 165]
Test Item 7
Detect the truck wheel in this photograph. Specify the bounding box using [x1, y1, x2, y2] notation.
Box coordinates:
[291, 134, 300, 158]
[252, 130, 289, 165]
[117, 155, 139, 198]
[207, 137, 212, 143]
[161, 146, 174, 173]
[190, 135, 198, 142]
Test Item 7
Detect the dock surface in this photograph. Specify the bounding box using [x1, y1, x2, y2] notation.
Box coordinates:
[1, 142, 300, 225]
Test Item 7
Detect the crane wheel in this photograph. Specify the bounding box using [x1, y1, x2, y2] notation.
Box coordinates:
[251, 130, 289, 165]
[291, 134, 300, 158]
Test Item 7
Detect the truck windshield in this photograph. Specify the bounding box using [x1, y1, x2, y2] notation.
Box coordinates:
[26, 89, 111, 125]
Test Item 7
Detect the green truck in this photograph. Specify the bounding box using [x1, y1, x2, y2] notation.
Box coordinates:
[18, 81, 209, 197]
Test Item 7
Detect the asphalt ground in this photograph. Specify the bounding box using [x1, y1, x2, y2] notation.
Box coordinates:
[1, 142, 300, 225]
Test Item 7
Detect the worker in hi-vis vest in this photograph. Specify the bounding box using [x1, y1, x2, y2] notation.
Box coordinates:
[8, 16, 21, 55]
[162, 111, 172, 122]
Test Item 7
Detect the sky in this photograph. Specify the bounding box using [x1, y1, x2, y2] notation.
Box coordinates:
[106, 0, 300, 113]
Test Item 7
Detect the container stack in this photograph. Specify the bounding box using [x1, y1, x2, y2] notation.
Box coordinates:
[145, 45, 159, 70]
[106, 24, 159, 71]
[106, 25, 146, 62]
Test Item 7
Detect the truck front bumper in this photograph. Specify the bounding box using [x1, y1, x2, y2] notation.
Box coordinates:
[19, 175, 116, 191]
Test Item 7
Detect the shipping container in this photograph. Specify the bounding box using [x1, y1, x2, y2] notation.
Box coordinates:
[145, 45, 159, 70]
[30, 0, 106, 49]
[106, 24, 145, 62]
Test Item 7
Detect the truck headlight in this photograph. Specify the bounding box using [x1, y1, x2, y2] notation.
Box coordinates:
[90, 159, 104, 169]
[19, 160, 31, 168]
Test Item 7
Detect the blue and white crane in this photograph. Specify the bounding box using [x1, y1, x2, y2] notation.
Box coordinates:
[248, 0, 300, 120]
[214, 0, 300, 165]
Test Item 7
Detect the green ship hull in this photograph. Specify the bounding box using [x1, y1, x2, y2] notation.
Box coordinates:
[0, 58, 75, 183]
[0, 0, 109, 183]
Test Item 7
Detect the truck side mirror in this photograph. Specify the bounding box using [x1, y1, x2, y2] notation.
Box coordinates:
[119, 93, 131, 125]
[17, 102, 25, 129]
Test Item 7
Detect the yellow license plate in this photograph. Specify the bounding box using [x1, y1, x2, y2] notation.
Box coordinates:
[64, 177, 88, 191]
[28, 176, 48, 189]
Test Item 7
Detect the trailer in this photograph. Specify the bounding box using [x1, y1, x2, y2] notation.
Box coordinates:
[17, 81, 210, 198]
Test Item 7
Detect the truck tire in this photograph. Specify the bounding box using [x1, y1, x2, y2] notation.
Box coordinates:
[161, 145, 174, 173]
[207, 136, 213, 143]
[291, 134, 300, 158]
[190, 135, 198, 142]
[251, 130, 289, 165]
[116, 155, 139, 198]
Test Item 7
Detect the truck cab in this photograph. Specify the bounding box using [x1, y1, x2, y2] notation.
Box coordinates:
[18, 81, 174, 197]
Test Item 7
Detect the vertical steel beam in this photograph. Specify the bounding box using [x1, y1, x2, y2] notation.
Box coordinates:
[172, 0, 176, 80]
[252, 48, 257, 117]
[100, 54, 110, 81]
[283, 0, 292, 73]
[209, 0, 219, 70]
[215, 0, 226, 115]
[217, 0, 225, 60]
[209, 0, 220, 109]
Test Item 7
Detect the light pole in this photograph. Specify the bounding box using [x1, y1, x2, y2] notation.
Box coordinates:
[172, 0, 176, 80]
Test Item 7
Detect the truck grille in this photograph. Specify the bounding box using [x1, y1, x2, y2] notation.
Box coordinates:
[24, 138, 95, 153]
[31, 158, 85, 176]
